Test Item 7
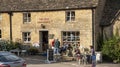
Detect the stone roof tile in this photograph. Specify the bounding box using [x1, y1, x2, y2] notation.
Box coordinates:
[0, 0, 98, 12]
[100, 0, 120, 26]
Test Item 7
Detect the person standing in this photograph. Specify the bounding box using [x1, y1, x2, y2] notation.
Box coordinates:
[51, 39, 55, 49]
[90, 46, 95, 55]
[54, 39, 60, 54]
[90, 46, 96, 67]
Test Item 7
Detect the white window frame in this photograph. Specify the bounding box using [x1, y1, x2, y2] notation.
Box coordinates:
[66, 11, 75, 22]
[61, 31, 80, 45]
[22, 32, 31, 43]
[23, 12, 31, 23]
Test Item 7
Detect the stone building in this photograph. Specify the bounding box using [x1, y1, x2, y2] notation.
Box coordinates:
[0, 0, 98, 52]
[95, 0, 120, 50]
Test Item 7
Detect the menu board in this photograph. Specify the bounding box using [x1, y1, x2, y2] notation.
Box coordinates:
[47, 49, 54, 61]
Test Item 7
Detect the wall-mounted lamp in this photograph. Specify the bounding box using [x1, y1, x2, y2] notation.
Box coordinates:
[41, 24, 45, 29]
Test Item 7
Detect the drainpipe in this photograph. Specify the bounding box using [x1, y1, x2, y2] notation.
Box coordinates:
[8, 12, 13, 41]
[101, 26, 104, 45]
[92, 8, 95, 50]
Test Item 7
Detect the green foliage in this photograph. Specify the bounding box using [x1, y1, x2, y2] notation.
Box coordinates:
[0, 40, 22, 51]
[102, 35, 120, 63]
[97, 32, 109, 51]
[5, 41, 16, 51]
[0, 40, 8, 51]
[27, 47, 39, 55]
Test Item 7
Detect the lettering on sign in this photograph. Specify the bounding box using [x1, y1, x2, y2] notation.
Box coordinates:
[38, 18, 51, 23]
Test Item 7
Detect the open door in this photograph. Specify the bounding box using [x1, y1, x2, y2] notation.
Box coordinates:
[39, 31, 49, 52]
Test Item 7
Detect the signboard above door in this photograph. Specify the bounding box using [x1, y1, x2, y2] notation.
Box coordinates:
[38, 18, 51, 23]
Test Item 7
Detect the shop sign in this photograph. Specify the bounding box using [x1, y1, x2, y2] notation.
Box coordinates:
[38, 18, 51, 23]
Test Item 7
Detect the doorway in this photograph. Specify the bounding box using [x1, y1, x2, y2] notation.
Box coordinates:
[39, 31, 49, 52]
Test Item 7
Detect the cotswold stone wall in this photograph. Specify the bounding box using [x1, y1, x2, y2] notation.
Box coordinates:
[0, 9, 93, 48]
[0, 13, 10, 40]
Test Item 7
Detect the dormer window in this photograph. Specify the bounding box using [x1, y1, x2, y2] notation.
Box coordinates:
[23, 12, 31, 23]
[66, 11, 75, 22]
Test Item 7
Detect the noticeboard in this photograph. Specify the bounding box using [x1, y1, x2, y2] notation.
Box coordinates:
[47, 49, 54, 61]
[49, 34, 54, 39]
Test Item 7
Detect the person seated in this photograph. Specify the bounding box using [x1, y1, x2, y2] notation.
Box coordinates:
[59, 42, 68, 55]
[75, 47, 81, 61]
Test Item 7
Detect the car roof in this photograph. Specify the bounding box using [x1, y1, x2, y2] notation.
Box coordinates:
[0, 51, 12, 56]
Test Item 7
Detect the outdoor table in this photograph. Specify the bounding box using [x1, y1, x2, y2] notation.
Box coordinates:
[10, 49, 21, 56]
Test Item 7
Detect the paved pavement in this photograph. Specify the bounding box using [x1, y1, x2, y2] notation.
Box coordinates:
[21, 55, 120, 67]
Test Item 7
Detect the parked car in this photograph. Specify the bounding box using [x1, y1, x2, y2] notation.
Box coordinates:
[0, 51, 26, 67]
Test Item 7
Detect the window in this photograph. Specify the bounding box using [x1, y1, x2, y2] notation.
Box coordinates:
[23, 12, 31, 23]
[0, 14, 2, 21]
[22, 32, 31, 43]
[62, 31, 80, 45]
[66, 11, 75, 22]
[0, 30, 1, 39]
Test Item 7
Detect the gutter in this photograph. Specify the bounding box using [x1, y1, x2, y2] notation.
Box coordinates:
[92, 8, 96, 50]
[8, 12, 13, 41]
[0, 7, 97, 13]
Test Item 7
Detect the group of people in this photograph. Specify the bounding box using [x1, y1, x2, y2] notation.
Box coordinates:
[51, 39, 73, 56]
[75, 45, 96, 67]
[51, 39, 82, 57]
[51, 39, 96, 66]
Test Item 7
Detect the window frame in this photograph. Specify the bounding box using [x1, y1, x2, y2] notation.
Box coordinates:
[23, 12, 31, 23]
[22, 32, 31, 43]
[66, 11, 75, 22]
[61, 31, 80, 45]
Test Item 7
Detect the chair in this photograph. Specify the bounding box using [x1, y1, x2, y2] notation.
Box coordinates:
[21, 50, 27, 56]
[10, 49, 20, 56]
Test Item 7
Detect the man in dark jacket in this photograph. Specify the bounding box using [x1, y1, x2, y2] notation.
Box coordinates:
[54, 39, 60, 54]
